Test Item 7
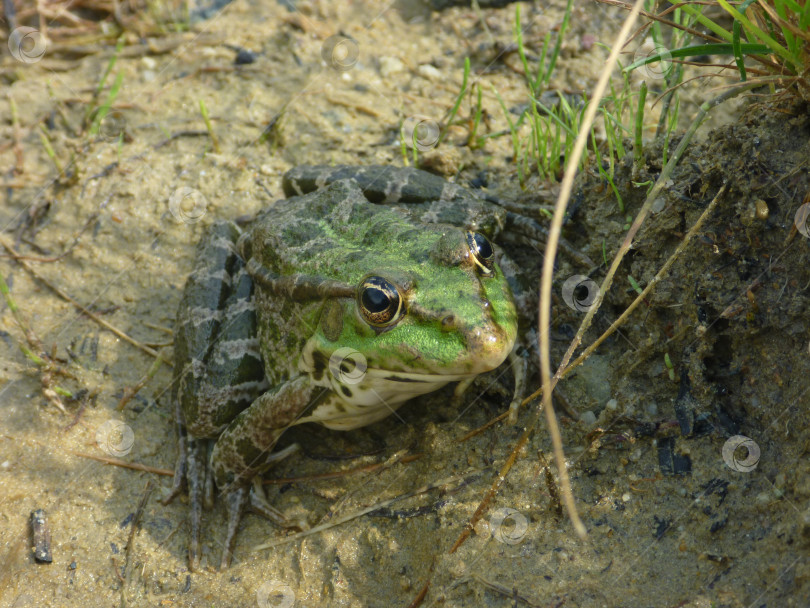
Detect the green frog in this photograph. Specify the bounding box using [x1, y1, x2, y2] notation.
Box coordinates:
[164, 165, 563, 570]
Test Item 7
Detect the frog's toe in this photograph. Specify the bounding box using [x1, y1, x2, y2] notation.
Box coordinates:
[249, 478, 306, 531]
[451, 377, 476, 407]
[220, 485, 250, 570]
[161, 434, 188, 506]
[185, 437, 209, 571]
[506, 346, 529, 424]
[504, 211, 595, 269]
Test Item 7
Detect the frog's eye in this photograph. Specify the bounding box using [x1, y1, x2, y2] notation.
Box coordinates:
[466, 231, 495, 275]
[358, 276, 403, 326]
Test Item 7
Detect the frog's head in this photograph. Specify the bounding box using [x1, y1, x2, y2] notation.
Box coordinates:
[302, 225, 518, 395]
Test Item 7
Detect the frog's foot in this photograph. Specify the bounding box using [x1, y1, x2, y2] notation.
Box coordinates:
[220, 484, 250, 570]
[162, 399, 190, 506]
[503, 211, 595, 270]
[249, 477, 308, 531]
[161, 432, 187, 506]
[451, 377, 476, 407]
[247, 444, 305, 528]
[451, 344, 527, 422]
[218, 446, 305, 569]
[506, 345, 529, 424]
[185, 437, 210, 572]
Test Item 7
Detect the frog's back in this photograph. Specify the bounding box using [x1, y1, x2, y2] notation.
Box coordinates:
[246, 179, 447, 285]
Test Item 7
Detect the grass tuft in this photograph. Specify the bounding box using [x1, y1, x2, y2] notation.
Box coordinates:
[619, 0, 810, 102]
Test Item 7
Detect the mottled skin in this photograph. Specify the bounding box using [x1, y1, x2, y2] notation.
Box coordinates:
[165, 165, 535, 570]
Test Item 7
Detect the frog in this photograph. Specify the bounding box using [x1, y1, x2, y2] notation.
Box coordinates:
[163, 164, 576, 570]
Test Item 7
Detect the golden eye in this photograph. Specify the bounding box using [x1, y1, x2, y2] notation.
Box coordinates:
[466, 231, 495, 275]
[358, 276, 403, 326]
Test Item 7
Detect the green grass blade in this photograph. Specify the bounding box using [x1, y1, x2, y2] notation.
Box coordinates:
[675, 4, 734, 42]
[531, 98, 577, 138]
[199, 99, 220, 154]
[89, 72, 124, 136]
[771, 1, 797, 56]
[624, 43, 770, 73]
[469, 85, 483, 148]
[439, 57, 469, 146]
[778, 0, 804, 14]
[801, 0, 810, 29]
[732, 19, 747, 80]
[492, 84, 520, 162]
[542, 0, 573, 88]
[716, 0, 794, 66]
[634, 81, 647, 171]
[96, 36, 125, 97]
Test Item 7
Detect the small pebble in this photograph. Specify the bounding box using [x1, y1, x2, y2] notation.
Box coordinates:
[473, 519, 492, 540]
[234, 48, 258, 65]
[417, 64, 441, 81]
[580, 410, 597, 426]
[379, 56, 405, 77]
[754, 199, 769, 220]
[605, 398, 618, 411]
[581, 34, 596, 51]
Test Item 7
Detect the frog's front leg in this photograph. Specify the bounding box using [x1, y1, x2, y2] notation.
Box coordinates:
[210, 374, 325, 568]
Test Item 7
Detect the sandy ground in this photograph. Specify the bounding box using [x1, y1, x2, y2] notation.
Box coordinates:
[1, 1, 808, 607]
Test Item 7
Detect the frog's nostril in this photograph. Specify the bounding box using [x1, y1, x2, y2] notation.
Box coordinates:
[440, 314, 456, 331]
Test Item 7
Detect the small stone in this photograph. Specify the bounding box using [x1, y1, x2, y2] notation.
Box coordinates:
[605, 398, 618, 411]
[754, 199, 769, 220]
[580, 410, 597, 426]
[379, 56, 406, 77]
[448, 560, 467, 578]
[473, 519, 491, 540]
[417, 64, 441, 81]
[418, 148, 461, 177]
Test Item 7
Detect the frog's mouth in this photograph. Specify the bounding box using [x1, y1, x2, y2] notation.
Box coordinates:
[368, 368, 478, 384]
[299, 367, 478, 431]
[323, 366, 476, 403]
